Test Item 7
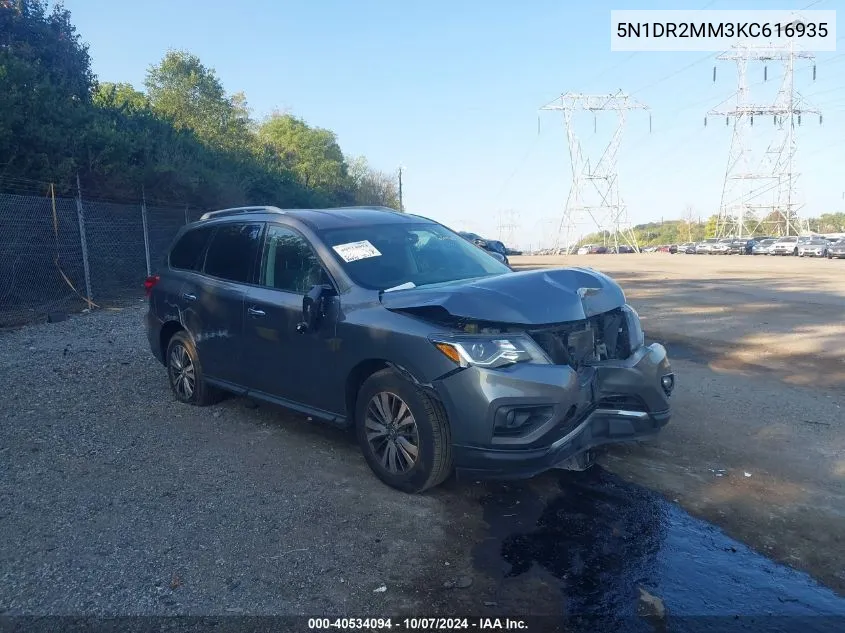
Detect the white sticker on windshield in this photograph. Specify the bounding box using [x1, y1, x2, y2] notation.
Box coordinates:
[332, 240, 382, 263]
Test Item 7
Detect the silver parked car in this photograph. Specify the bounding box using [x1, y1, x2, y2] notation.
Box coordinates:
[709, 238, 732, 255]
[695, 238, 721, 254]
[751, 238, 777, 255]
[828, 239, 845, 259]
[798, 238, 830, 258]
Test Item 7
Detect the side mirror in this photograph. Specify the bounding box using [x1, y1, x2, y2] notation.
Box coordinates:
[297, 284, 326, 334]
[473, 238, 488, 248]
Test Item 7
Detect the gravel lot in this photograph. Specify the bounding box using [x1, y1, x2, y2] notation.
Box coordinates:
[0, 304, 468, 616]
[2, 256, 844, 619]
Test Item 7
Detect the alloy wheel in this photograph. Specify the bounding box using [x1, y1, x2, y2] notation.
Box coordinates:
[169, 344, 195, 400]
[365, 392, 420, 474]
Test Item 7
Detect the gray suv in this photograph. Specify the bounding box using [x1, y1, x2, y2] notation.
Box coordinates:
[144, 206, 674, 493]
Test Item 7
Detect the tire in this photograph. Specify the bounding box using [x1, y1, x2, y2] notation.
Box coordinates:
[165, 330, 223, 406]
[355, 368, 453, 493]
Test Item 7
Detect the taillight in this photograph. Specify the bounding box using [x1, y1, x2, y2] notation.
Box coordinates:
[144, 274, 160, 297]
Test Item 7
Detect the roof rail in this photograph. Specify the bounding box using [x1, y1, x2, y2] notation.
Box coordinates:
[335, 205, 399, 212]
[199, 206, 285, 221]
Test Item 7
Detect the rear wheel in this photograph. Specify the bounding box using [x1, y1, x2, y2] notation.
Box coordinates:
[165, 331, 223, 406]
[355, 368, 453, 493]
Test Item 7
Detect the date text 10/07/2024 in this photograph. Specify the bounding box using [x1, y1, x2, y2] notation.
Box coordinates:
[308, 618, 529, 630]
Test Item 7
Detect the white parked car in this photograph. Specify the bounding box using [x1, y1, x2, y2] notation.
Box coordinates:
[770, 236, 799, 256]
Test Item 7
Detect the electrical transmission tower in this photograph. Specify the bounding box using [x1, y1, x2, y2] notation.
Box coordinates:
[496, 209, 520, 247]
[707, 42, 820, 238]
[540, 90, 649, 254]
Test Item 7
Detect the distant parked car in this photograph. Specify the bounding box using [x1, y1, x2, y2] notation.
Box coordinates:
[726, 238, 756, 255]
[798, 237, 830, 258]
[695, 238, 720, 254]
[576, 244, 607, 255]
[458, 232, 509, 265]
[770, 236, 799, 256]
[752, 238, 777, 255]
[828, 239, 845, 259]
[610, 244, 635, 254]
[679, 242, 697, 254]
[709, 238, 732, 255]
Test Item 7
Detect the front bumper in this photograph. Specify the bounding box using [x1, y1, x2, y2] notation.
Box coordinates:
[432, 343, 672, 479]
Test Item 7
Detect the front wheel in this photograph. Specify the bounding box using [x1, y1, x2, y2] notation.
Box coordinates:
[355, 368, 453, 493]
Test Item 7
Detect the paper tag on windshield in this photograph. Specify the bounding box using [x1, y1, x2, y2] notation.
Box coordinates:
[332, 240, 382, 263]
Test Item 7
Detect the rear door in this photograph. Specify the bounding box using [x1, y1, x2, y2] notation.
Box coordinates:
[180, 222, 264, 386]
[158, 225, 214, 320]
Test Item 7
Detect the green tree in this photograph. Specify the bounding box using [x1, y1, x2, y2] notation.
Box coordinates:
[0, 2, 395, 211]
[93, 82, 149, 113]
[0, 0, 95, 186]
[258, 113, 350, 197]
[347, 156, 400, 209]
[145, 50, 252, 154]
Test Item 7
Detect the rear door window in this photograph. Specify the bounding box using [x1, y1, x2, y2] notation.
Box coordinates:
[203, 223, 264, 283]
[169, 226, 213, 271]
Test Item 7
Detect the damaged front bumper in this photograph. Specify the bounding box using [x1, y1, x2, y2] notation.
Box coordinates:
[432, 342, 673, 480]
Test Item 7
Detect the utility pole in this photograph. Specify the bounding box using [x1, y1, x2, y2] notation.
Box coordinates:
[540, 90, 649, 254]
[707, 42, 820, 238]
[398, 166, 403, 212]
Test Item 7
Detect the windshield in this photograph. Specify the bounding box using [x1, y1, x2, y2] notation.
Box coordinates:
[761, 239, 776, 246]
[319, 222, 511, 290]
[777, 237, 797, 243]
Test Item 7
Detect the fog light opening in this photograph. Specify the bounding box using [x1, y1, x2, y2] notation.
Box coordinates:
[661, 373, 675, 395]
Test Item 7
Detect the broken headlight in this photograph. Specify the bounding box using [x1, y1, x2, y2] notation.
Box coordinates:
[430, 335, 550, 369]
[622, 304, 645, 353]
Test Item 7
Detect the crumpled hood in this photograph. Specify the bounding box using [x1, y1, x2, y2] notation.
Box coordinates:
[380, 267, 626, 325]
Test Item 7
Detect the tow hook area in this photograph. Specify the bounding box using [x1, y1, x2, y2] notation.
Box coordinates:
[555, 450, 595, 472]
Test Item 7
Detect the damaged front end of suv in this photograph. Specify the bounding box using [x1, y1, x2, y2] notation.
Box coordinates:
[380, 266, 674, 480]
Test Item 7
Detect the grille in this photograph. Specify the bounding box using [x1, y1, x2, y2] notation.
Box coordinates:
[528, 308, 630, 369]
[596, 394, 648, 411]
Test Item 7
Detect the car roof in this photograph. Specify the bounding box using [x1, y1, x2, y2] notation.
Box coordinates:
[197, 205, 435, 231]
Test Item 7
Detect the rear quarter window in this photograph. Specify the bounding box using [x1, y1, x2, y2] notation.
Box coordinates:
[169, 226, 213, 270]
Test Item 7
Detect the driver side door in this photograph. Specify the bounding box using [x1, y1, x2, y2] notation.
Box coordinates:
[240, 223, 338, 413]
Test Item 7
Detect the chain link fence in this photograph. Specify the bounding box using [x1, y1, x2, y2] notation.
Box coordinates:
[0, 192, 204, 328]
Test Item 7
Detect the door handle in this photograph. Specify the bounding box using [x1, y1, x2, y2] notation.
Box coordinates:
[248, 307, 266, 317]
[182, 293, 197, 302]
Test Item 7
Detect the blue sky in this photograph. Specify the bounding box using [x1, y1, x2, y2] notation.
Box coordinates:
[63, 0, 843, 249]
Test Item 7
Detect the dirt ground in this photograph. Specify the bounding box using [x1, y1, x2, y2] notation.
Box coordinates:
[511, 253, 845, 595]
[1, 254, 844, 624]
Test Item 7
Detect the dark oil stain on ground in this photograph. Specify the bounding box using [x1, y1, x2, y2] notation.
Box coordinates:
[472, 467, 845, 633]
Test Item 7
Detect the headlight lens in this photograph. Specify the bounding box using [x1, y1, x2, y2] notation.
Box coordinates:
[622, 304, 645, 353]
[431, 334, 550, 369]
